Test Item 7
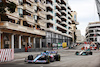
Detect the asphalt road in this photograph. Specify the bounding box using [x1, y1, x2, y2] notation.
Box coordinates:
[0, 49, 100, 67]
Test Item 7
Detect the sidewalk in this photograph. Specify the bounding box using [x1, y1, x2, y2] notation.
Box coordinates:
[14, 52, 40, 60]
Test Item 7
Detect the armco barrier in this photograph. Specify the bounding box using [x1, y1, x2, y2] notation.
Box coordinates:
[0, 49, 14, 62]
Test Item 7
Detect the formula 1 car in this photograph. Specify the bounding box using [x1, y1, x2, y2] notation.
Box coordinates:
[25, 51, 60, 64]
[75, 49, 93, 55]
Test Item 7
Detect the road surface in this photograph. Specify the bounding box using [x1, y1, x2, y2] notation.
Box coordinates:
[0, 49, 100, 67]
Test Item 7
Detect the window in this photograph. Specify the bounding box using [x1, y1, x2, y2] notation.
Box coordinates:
[19, 0, 23, 5]
[33, 15, 37, 23]
[74, 15, 76, 21]
[18, 8, 23, 17]
[0, 0, 2, 2]
[33, 6, 37, 12]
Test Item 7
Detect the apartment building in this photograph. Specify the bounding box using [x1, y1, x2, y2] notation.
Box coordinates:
[0, 0, 47, 52]
[86, 22, 100, 44]
[46, 0, 73, 47]
[71, 11, 79, 44]
[0, 0, 73, 52]
[75, 29, 85, 44]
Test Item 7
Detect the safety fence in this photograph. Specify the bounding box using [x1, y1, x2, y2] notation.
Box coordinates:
[0, 49, 14, 62]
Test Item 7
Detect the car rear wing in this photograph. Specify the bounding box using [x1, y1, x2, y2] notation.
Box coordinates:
[46, 51, 58, 54]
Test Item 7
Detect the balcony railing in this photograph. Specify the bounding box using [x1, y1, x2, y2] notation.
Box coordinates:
[38, 12, 46, 18]
[24, 15, 35, 25]
[55, 9, 61, 15]
[23, 4, 34, 12]
[37, 2, 45, 9]
[47, 19, 54, 24]
[46, 3, 53, 9]
[56, 16, 61, 21]
[0, 22, 46, 36]
[7, 0, 19, 5]
[55, 2, 61, 9]
[47, 11, 53, 16]
[6, 11, 19, 20]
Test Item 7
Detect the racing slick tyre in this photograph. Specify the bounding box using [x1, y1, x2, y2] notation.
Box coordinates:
[89, 52, 92, 55]
[28, 55, 33, 60]
[54, 54, 60, 61]
[75, 51, 79, 55]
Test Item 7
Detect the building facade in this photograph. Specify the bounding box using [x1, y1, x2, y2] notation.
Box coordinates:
[0, 0, 48, 52]
[86, 22, 100, 44]
[0, 0, 73, 52]
[75, 29, 83, 43]
[71, 11, 79, 45]
[46, 0, 73, 47]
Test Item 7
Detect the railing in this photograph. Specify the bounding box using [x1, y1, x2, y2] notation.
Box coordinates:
[24, 4, 34, 12]
[37, 2, 45, 9]
[0, 22, 46, 36]
[24, 15, 35, 24]
[7, 0, 19, 5]
[6, 11, 19, 18]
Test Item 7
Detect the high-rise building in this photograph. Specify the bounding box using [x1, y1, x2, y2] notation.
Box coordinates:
[86, 22, 100, 44]
[76, 30, 83, 43]
[0, 0, 47, 52]
[71, 11, 79, 44]
[0, 0, 73, 52]
[46, 0, 73, 47]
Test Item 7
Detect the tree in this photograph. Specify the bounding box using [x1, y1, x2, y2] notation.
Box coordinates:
[0, 1, 16, 21]
[0, 1, 16, 14]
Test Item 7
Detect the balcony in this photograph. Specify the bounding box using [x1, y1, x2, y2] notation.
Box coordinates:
[61, 16, 67, 20]
[55, 2, 61, 9]
[23, 4, 34, 13]
[7, 0, 19, 5]
[6, 11, 19, 20]
[0, 22, 46, 36]
[61, 10, 67, 15]
[37, 2, 45, 9]
[56, 0, 61, 3]
[38, 12, 46, 18]
[38, 20, 46, 28]
[62, 21, 67, 26]
[56, 16, 61, 21]
[46, 3, 53, 9]
[61, 4, 66, 9]
[68, 19, 72, 23]
[47, 19, 54, 24]
[46, 27, 55, 32]
[68, 29, 72, 33]
[47, 11, 53, 16]
[68, 14, 72, 18]
[30, 0, 35, 3]
[56, 23, 67, 31]
[55, 9, 61, 15]
[24, 15, 35, 25]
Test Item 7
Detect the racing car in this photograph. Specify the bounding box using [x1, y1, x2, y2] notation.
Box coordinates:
[25, 51, 60, 64]
[75, 49, 93, 55]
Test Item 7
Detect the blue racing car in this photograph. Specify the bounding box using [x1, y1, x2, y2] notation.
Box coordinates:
[25, 51, 60, 64]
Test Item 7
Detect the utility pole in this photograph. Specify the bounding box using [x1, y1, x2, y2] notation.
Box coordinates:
[95, 0, 100, 20]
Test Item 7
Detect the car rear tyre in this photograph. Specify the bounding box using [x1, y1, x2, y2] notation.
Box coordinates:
[54, 54, 60, 61]
[89, 52, 92, 55]
[75, 52, 79, 55]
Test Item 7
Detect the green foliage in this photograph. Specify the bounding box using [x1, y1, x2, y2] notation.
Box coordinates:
[0, 2, 6, 14]
[0, 1, 16, 14]
[7, 2, 16, 13]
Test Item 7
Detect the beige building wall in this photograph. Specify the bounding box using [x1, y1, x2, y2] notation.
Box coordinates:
[71, 11, 79, 44]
